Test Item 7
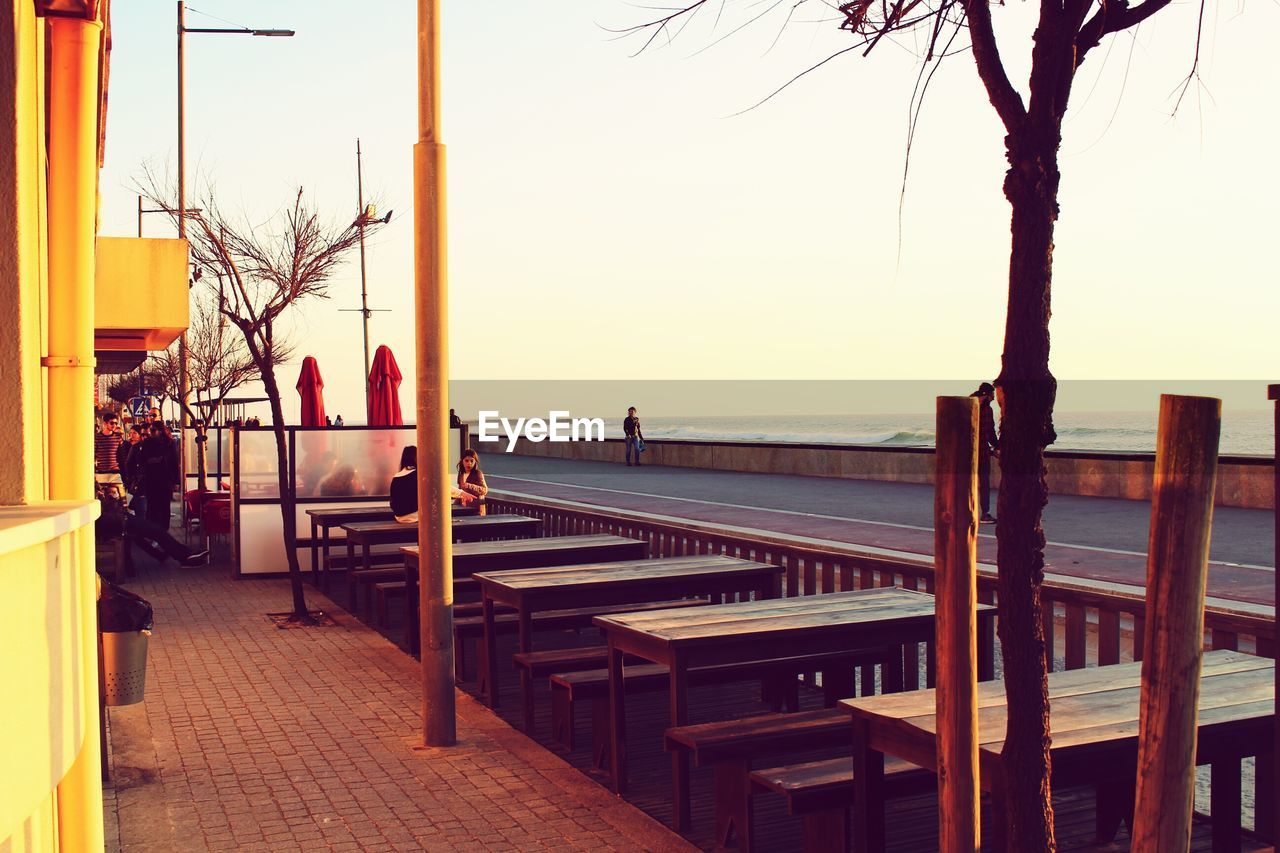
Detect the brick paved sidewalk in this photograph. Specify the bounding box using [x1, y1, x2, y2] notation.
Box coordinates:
[104, 560, 691, 852]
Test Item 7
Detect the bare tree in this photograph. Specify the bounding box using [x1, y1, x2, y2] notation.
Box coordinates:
[147, 288, 270, 489]
[625, 1, 1193, 846]
[144, 179, 383, 622]
[105, 364, 166, 412]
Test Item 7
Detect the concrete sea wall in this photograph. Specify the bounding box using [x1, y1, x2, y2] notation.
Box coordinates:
[488, 436, 1275, 510]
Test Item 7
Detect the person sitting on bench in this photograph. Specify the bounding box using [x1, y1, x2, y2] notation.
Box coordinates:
[389, 445, 418, 524]
[455, 448, 488, 507]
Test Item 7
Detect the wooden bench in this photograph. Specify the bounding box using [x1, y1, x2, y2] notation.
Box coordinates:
[550, 650, 884, 768]
[373, 583, 511, 628]
[664, 708, 850, 849]
[750, 756, 934, 853]
[510, 646, 651, 736]
[453, 598, 710, 684]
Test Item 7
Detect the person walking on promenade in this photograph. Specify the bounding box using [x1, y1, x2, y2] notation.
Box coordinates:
[94, 412, 123, 480]
[623, 406, 644, 467]
[138, 422, 180, 530]
[972, 382, 1000, 523]
[97, 485, 208, 567]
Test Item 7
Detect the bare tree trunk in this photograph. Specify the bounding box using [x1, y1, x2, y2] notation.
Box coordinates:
[993, 123, 1060, 852]
[260, 365, 310, 620]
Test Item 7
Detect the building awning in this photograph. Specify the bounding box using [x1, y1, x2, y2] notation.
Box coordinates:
[94, 236, 189, 352]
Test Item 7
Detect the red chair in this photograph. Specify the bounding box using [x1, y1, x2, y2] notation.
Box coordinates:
[202, 499, 231, 543]
[183, 488, 211, 534]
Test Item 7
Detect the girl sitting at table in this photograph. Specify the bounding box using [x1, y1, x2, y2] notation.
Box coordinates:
[454, 448, 488, 507]
[389, 446, 418, 523]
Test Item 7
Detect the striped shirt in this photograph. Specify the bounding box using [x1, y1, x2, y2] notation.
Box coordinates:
[95, 430, 121, 472]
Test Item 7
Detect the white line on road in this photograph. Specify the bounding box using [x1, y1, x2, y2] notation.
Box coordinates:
[488, 473, 1274, 572]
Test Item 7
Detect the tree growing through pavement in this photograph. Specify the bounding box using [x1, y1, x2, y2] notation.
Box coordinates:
[147, 287, 271, 490]
[625, 1, 1200, 846]
[145, 182, 385, 622]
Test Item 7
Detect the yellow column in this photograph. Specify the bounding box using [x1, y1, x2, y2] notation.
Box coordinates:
[47, 14, 105, 850]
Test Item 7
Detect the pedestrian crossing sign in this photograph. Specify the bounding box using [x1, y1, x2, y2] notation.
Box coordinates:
[128, 396, 152, 419]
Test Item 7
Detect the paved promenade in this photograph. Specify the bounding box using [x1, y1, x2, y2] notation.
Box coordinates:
[103, 559, 691, 852]
[481, 454, 1275, 607]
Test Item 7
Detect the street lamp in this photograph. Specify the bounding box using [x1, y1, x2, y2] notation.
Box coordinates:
[176, 1, 293, 486]
[340, 138, 394, 407]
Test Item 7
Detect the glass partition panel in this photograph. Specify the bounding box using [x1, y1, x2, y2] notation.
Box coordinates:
[294, 427, 417, 498]
[184, 426, 234, 483]
[236, 503, 293, 576]
[237, 429, 282, 499]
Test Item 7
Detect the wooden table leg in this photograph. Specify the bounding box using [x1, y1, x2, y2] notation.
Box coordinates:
[882, 645, 904, 694]
[1211, 757, 1242, 853]
[320, 526, 331, 592]
[346, 539, 358, 611]
[670, 657, 692, 831]
[361, 542, 375, 620]
[404, 562, 419, 656]
[715, 759, 755, 852]
[978, 614, 996, 682]
[309, 518, 319, 587]
[481, 595, 499, 708]
[1255, 752, 1276, 842]
[1094, 769, 1135, 843]
[607, 640, 628, 794]
[852, 718, 885, 853]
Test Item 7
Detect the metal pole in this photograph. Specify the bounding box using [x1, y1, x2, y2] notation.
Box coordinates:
[177, 0, 191, 499]
[356, 139, 371, 406]
[1270, 382, 1278, 844]
[137, 194, 143, 237]
[415, 0, 455, 747]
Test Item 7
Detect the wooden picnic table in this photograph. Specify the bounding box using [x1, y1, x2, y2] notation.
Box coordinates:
[344, 514, 542, 572]
[342, 514, 542, 610]
[592, 587, 997, 830]
[842, 649, 1275, 853]
[402, 534, 648, 654]
[474, 555, 785, 714]
[305, 503, 478, 588]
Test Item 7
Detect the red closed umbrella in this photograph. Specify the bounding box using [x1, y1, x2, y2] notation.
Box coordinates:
[367, 345, 404, 426]
[296, 356, 327, 426]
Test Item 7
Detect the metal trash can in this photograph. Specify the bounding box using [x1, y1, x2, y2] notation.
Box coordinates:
[101, 629, 150, 706]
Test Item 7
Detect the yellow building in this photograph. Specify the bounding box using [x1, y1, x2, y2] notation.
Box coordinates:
[2, 2, 186, 849]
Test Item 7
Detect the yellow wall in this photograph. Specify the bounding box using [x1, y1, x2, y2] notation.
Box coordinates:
[0, 0, 50, 505]
[1, 2, 105, 850]
[0, 505, 97, 852]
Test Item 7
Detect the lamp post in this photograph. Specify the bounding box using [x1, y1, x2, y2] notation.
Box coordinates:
[176, 1, 292, 489]
[341, 139, 393, 408]
[416, 0, 455, 747]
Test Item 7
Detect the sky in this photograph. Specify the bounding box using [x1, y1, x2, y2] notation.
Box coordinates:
[97, 1, 1280, 423]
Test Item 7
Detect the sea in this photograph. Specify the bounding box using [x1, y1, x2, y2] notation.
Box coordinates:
[600, 411, 1275, 456]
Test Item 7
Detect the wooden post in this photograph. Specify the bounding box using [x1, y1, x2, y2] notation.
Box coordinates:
[1130, 394, 1221, 850]
[934, 396, 981, 853]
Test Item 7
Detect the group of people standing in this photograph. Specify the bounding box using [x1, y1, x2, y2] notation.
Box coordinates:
[94, 407, 180, 530]
[94, 407, 208, 567]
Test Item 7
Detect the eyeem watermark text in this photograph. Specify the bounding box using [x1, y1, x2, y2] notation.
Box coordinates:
[476, 411, 605, 452]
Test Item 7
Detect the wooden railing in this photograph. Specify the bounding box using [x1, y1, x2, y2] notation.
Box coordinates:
[488, 487, 1276, 833]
